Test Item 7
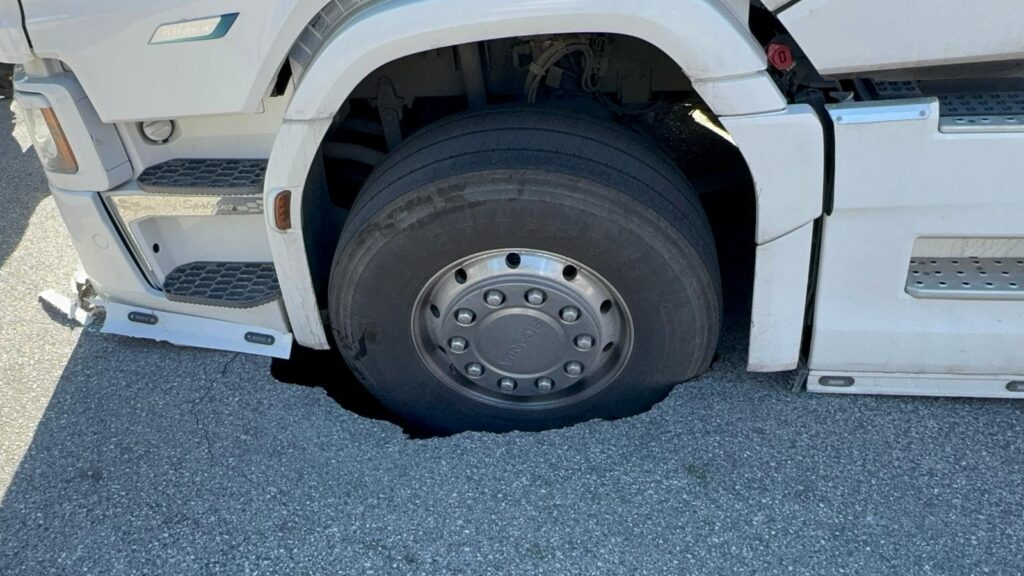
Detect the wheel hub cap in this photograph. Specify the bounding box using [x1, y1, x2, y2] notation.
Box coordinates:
[413, 250, 633, 408]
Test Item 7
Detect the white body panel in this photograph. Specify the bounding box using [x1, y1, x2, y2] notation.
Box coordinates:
[690, 74, 787, 117]
[721, 104, 823, 371]
[779, 0, 1024, 76]
[809, 99, 1024, 376]
[719, 0, 749, 22]
[748, 223, 814, 372]
[115, 94, 289, 180]
[0, 1, 31, 63]
[18, 0, 325, 121]
[720, 104, 823, 244]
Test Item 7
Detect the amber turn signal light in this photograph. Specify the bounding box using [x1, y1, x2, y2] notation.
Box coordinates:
[274, 190, 292, 231]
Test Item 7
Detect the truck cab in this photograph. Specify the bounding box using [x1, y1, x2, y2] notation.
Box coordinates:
[3, 0, 1023, 433]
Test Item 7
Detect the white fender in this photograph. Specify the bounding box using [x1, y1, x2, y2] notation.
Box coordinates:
[722, 105, 824, 371]
[265, 0, 810, 351]
[721, 104, 824, 244]
[284, 0, 783, 121]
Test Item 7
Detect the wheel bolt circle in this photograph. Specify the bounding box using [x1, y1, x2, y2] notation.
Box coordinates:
[560, 306, 580, 323]
[525, 288, 546, 306]
[484, 290, 505, 307]
[455, 308, 476, 325]
[564, 361, 584, 377]
[418, 250, 632, 407]
[574, 334, 595, 351]
[449, 336, 468, 353]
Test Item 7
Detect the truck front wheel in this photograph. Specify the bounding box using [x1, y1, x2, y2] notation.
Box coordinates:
[328, 108, 721, 434]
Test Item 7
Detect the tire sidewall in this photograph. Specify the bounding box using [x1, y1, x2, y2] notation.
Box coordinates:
[331, 170, 718, 433]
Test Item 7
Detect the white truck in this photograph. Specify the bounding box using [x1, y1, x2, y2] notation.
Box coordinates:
[2, 0, 1023, 433]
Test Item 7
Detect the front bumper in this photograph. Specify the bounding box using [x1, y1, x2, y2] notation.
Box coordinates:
[48, 186, 292, 358]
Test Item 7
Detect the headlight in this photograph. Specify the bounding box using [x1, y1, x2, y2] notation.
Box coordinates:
[13, 73, 132, 192]
[22, 106, 79, 174]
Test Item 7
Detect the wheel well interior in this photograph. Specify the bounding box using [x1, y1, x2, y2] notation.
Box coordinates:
[301, 33, 757, 309]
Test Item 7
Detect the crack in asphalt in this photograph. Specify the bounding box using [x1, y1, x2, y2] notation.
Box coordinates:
[189, 353, 257, 486]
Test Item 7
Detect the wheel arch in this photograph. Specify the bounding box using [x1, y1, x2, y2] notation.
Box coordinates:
[265, 0, 821, 373]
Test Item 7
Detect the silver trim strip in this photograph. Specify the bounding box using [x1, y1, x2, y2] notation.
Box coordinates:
[107, 194, 264, 222]
[829, 100, 932, 125]
[807, 371, 1024, 399]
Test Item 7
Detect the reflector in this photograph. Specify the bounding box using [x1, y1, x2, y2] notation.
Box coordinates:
[150, 14, 239, 45]
[274, 190, 292, 231]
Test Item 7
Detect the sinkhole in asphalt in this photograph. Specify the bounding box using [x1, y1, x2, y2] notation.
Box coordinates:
[269, 343, 442, 439]
[269, 185, 755, 439]
[269, 334, 725, 440]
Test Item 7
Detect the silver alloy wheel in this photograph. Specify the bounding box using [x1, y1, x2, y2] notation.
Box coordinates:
[412, 249, 634, 409]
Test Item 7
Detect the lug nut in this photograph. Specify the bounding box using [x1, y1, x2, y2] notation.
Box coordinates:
[484, 290, 505, 307]
[455, 309, 476, 326]
[498, 378, 517, 392]
[525, 289, 547, 306]
[466, 363, 484, 378]
[449, 336, 468, 353]
[536, 378, 554, 393]
[564, 361, 584, 377]
[560, 306, 580, 323]
[574, 334, 595, 351]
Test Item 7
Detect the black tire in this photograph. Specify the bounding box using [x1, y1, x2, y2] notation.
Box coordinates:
[329, 107, 720, 434]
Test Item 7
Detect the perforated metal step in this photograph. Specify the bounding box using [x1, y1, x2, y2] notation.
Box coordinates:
[938, 91, 1024, 116]
[937, 92, 1024, 133]
[907, 257, 1024, 300]
[868, 81, 1024, 133]
[138, 159, 268, 196]
[162, 261, 280, 308]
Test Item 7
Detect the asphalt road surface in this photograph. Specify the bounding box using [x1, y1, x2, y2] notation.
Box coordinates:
[1, 102, 1022, 575]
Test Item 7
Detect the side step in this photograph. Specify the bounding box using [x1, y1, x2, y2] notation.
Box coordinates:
[137, 158, 268, 195]
[865, 80, 1024, 133]
[163, 261, 280, 309]
[938, 92, 1024, 133]
[907, 257, 1024, 300]
[103, 159, 271, 289]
